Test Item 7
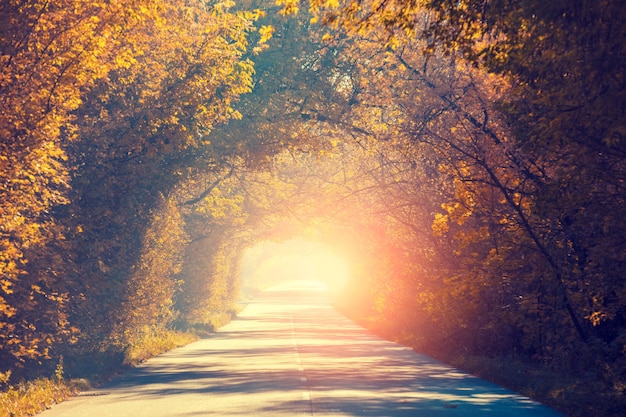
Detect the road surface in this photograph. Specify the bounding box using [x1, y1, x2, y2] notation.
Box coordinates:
[39, 280, 566, 416]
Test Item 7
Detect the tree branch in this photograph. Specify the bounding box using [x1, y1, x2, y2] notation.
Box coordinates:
[183, 167, 234, 206]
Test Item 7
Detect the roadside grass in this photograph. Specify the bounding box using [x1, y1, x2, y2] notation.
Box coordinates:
[0, 328, 204, 417]
[0, 378, 87, 417]
[0, 304, 244, 417]
[179, 310, 240, 339]
[124, 328, 199, 365]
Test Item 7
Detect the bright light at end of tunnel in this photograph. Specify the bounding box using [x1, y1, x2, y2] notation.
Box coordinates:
[308, 249, 350, 293]
[241, 239, 351, 296]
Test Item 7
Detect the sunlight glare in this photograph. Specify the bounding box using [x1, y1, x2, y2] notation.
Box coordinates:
[241, 239, 351, 296]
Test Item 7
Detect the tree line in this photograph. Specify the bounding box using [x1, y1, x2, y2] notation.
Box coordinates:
[1, 1, 625, 415]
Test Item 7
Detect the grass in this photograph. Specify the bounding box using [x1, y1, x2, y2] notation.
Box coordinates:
[0, 307, 241, 417]
[1, 328, 201, 417]
[0, 378, 89, 417]
[124, 328, 199, 365]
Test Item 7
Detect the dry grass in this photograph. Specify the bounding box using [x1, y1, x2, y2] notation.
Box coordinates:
[1, 329, 200, 416]
[0, 378, 82, 417]
[124, 328, 199, 365]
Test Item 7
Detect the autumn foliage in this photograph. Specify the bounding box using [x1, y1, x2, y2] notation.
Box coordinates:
[0, 0, 262, 374]
[1, 1, 625, 416]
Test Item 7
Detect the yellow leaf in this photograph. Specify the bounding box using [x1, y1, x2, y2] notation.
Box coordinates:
[258, 25, 274, 43]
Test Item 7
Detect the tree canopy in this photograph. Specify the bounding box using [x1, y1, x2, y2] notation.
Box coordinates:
[1, 1, 625, 415]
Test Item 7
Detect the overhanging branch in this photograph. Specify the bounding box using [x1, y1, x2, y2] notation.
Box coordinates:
[183, 167, 234, 206]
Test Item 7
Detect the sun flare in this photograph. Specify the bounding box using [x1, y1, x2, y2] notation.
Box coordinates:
[240, 238, 351, 296]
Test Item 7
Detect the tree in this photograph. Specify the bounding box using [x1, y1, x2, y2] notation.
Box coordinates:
[275, 0, 626, 358]
[111, 195, 188, 351]
[1, 0, 265, 372]
[173, 163, 249, 329]
[62, 0, 262, 354]
[0, 0, 155, 370]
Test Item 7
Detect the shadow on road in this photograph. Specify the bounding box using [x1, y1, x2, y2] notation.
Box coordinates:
[41, 280, 565, 417]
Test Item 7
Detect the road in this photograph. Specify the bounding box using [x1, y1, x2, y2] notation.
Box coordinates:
[39, 280, 566, 416]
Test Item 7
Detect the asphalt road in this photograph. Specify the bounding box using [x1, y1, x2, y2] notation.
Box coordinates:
[39, 280, 566, 417]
